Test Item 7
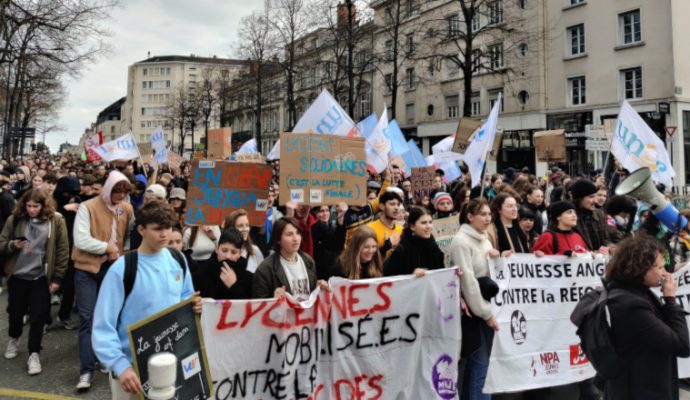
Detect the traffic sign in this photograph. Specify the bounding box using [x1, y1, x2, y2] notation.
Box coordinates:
[664, 126, 677, 139]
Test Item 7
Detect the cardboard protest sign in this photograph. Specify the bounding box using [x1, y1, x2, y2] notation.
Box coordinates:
[137, 143, 153, 160]
[201, 269, 461, 399]
[534, 130, 566, 162]
[410, 166, 435, 202]
[484, 253, 602, 393]
[433, 216, 460, 267]
[234, 153, 264, 163]
[452, 118, 482, 154]
[185, 160, 272, 226]
[207, 128, 232, 160]
[167, 151, 184, 170]
[280, 132, 367, 206]
[127, 298, 213, 400]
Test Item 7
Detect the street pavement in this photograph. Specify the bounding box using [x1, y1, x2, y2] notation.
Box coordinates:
[0, 289, 688, 399]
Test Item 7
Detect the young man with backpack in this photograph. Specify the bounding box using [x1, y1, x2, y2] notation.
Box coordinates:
[91, 201, 201, 400]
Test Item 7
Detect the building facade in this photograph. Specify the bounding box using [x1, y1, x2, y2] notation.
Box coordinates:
[120, 54, 246, 153]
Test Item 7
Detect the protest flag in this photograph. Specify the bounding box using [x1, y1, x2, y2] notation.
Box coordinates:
[93, 132, 140, 162]
[464, 93, 501, 188]
[611, 100, 674, 187]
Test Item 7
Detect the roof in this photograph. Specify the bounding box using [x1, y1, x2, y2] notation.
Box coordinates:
[135, 55, 247, 66]
[96, 96, 126, 124]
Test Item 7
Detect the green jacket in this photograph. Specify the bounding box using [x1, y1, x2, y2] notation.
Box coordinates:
[252, 251, 317, 299]
[0, 213, 69, 283]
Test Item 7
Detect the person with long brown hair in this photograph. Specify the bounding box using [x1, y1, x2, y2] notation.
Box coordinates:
[0, 189, 68, 376]
[331, 226, 382, 280]
[224, 209, 264, 273]
[488, 192, 529, 254]
[383, 206, 445, 276]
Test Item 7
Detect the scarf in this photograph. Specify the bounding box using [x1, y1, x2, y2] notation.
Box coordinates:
[494, 218, 529, 253]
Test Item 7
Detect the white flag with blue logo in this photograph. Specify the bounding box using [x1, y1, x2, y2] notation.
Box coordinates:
[463, 93, 501, 188]
[612, 100, 674, 186]
[150, 126, 168, 164]
[94, 132, 140, 162]
[237, 138, 258, 154]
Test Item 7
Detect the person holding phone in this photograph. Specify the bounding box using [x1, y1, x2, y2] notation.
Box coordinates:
[0, 189, 68, 376]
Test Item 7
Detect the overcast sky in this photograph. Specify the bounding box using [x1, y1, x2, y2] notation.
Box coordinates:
[46, 0, 260, 152]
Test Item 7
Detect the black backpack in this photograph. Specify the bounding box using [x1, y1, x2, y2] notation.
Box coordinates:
[570, 280, 626, 380]
[122, 247, 187, 298]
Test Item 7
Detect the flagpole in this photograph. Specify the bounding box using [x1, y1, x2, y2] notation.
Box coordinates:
[478, 154, 489, 199]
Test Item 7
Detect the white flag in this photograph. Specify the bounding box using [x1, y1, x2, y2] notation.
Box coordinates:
[463, 94, 501, 188]
[93, 132, 140, 162]
[366, 106, 390, 173]
[237, 138, 258, 154]
[150, 126, 167, 164]
[266, 89, 358, 160]
[612, 100, 674, 186]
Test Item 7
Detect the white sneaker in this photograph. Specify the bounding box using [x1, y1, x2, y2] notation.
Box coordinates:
[76, 372, 93, 392]
[50, 294, 61, 305]
[4, 337, 19, 359]
[27, 352, 41, 375]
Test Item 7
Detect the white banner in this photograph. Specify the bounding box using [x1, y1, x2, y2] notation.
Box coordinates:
[660, 262, 690, 378]
[236, 138, 258, 154]
[151, 126, 168, 164]
[366, 106, 391, 173]
[93, 132, 140, 162]
[201, 270, 461, 399]
[484, 253, 601, 393]
[612, 100, 674, 187]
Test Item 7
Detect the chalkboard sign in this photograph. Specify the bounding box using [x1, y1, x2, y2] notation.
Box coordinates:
[127, 298, 213, 400]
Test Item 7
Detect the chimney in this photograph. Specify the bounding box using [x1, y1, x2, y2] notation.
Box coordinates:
[147, 51, 151, 58]
[337, 1, 357, 30]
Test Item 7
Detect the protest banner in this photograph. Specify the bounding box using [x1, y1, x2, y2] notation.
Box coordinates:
[659, 262, 690, 378]
[433, 216, 460, 267]
[483, 253, 603, 393]
[200, 269, 461, 400]
[207, 128, 232, 160]
[84, 133, 102, 162]
[234, 153, 264, 163]
[410, 166, 435, 202]
[185, 160, 272, 226]
[94, 133, 140, 162]
[168, 151, 184, 170]
[452, 118, 482, 154]
[280, 132, 367, 206]
[127, 298, 213, 400]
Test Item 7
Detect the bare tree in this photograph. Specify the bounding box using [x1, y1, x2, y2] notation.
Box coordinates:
[166, 85, 193, 154]
[197, 66, 217, 154]
[236, 4, 276, 153]
[267, 0, 311, 129]
[215, 68, 234, 128]
[423, 0, 537, 116]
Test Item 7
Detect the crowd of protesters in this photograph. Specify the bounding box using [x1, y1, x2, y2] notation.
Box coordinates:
[0, 152, 687, 400]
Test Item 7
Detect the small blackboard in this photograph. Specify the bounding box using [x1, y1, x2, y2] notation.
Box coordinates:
[127, 298, 213, 400]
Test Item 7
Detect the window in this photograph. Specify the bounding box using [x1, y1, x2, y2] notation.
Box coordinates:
[406, 103, 415, 124]
[619, 10, 641, 44]
[142, 81, 147, 89]
[568, 76, 586, 105]
[488, 43, 504, 69]
[140, 122, 146, 128]
[405, 68, 415, 90]
[488, 0, 503, 25]
[405, 0, 417, 17]
[471, 92, 481, 116]
[445, 59, 459, 79]
[446, 95, 459, 119]
[385, 40, 394, 61]
[517, 43, 528, 57]
[384, 73, 393, 94]
[489, 89, 504, 111]
[143, 68, 148, 76]
[567, 24, 585, 56]
[517, 0, 526, 9]
[569, 0, 584, 5]
[447, 14, 461, 38]
[621, 67, 642, 99]
[406, 33, 415, 54]
[427, 60, 436, 77]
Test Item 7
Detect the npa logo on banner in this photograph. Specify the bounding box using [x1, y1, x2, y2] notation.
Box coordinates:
[94, 132, 140, 162]
[200, 269, 461, 399]
[483, 254, 603, 393]
[612, 100, 674, 186]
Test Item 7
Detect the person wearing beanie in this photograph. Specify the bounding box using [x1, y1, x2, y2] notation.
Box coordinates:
[569, 179, 612, 253]
[532, 201, 588, 256]
[432, 192, 455, 219]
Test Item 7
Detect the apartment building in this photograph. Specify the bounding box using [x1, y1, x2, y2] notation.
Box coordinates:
[94, 97, 126, 143]
[120, 54, 246, 153]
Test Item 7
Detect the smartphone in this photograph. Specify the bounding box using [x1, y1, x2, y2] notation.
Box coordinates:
[14, 236, 28, 242]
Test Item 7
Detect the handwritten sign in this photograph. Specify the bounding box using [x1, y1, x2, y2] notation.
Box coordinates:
[279, 132, 367, 206]
[127, 299, 213, 400]
[138, 143, 153, 160]
[201, 270, 461, 399]
[410, 166, 435, 202]
[167, 151, 184, 170]
[185, 160, 272, 226]
[207, 128, 232, 160]
[452, 118, 482, 154]
[433, 216, 460, 267]
[234, 153, 264, 163]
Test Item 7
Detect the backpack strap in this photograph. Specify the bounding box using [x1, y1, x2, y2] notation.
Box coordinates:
[123, 250, 138, 299]
[548, 229, 559, 254]
[166, 247, 187, 279]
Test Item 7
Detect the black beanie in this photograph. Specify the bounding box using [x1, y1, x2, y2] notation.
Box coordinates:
[569, 179, 597, 200]
[549, 201, 576, 221]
